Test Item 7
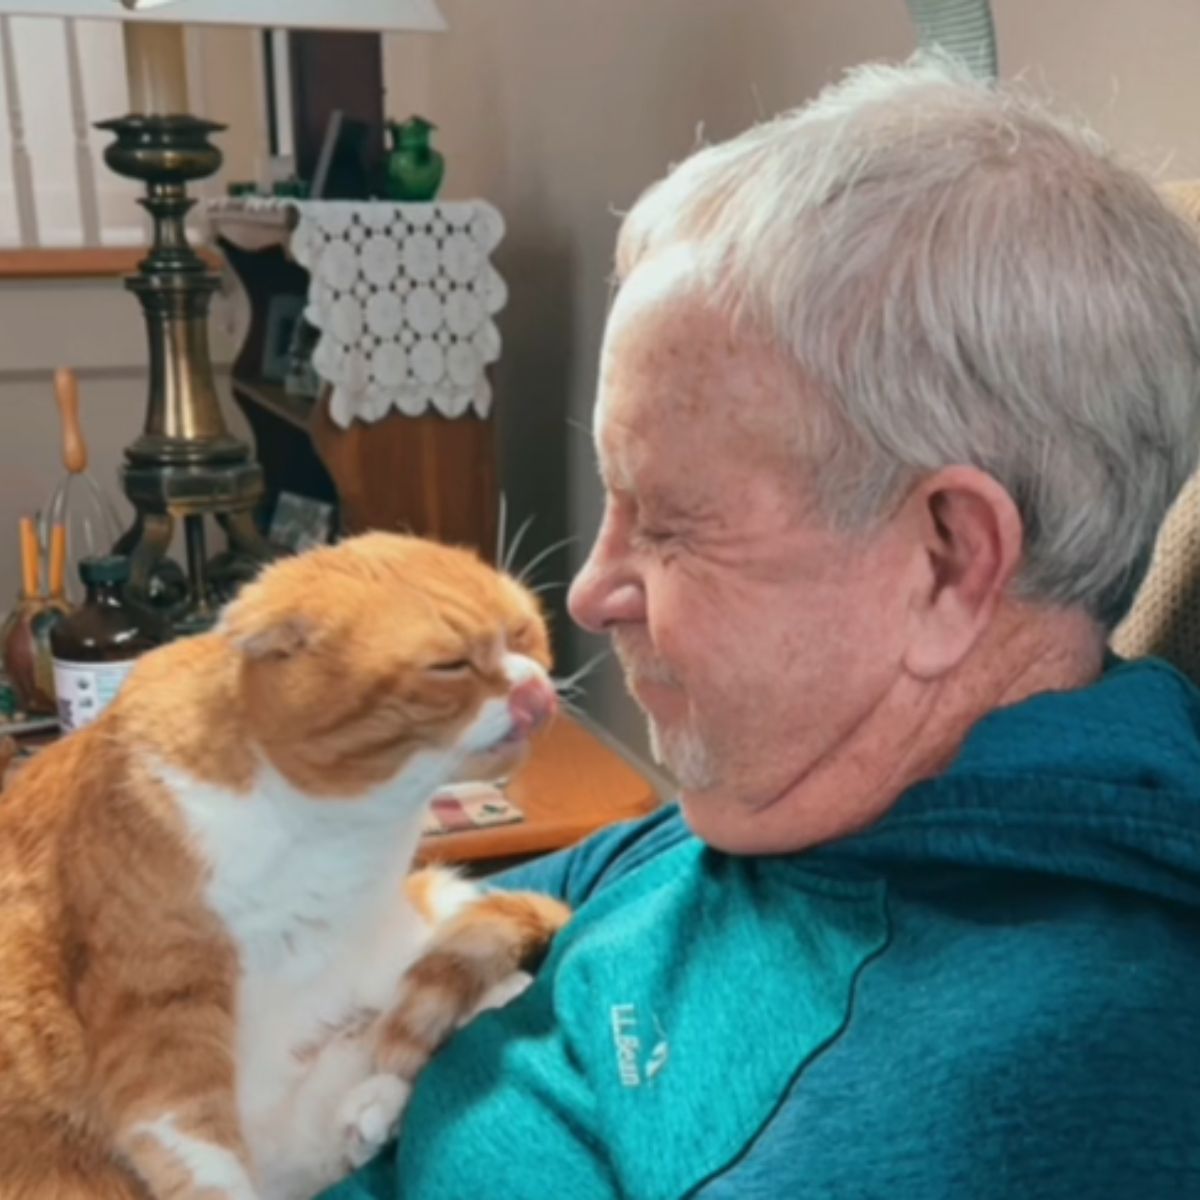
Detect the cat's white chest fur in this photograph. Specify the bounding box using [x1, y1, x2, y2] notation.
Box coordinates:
[160, 753, 462, 1199]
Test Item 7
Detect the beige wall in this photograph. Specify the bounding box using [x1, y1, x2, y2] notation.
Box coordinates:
[4, 2, 1200, 759]
[996, 0, 1200, 180]
[187, 26, 265, 188]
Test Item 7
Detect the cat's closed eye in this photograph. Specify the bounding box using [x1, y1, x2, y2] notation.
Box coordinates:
[427, 659, 473, 675]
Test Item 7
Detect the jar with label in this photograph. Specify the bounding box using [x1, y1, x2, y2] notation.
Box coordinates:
[50, 556, 160, 733]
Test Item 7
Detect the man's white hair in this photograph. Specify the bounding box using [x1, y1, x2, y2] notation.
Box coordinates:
[617, 54, 1200, 626]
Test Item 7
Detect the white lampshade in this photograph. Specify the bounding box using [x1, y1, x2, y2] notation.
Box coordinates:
[0, 0, 447, 31]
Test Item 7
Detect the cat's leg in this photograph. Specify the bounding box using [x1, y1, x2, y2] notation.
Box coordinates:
[374, 876, 572, 1080]
[117, 1114, 257, 1200]
[88, 965, 259, 1200]
[322, 873, 569, 1168]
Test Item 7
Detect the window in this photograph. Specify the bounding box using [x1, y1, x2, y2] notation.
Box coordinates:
[0, 16, 170, 247]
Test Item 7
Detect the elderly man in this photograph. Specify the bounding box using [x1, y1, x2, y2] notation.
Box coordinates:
[330, 55, 1200, 1199]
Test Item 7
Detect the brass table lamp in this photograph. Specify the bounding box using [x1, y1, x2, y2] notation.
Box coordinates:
[2, 0, 448, 633]
[101, 106, 268, 634]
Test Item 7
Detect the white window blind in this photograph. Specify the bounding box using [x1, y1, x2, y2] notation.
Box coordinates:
[0, 16, 144, 247]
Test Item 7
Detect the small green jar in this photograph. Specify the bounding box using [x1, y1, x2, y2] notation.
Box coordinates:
[385, 116, 445, 202]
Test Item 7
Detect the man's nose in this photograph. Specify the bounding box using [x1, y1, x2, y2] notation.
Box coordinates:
[568, 548, 645, 633]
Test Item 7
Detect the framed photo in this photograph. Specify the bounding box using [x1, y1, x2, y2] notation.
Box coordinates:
[284, 315, 323, 399]
[261, 293, 306, 383]
[269, 491, 335, 554]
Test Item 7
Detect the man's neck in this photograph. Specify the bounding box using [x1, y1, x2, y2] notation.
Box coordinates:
[697, 602, 1106, 855]
[890, 602, 1106, 782]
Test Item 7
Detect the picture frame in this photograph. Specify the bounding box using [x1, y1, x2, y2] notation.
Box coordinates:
[284, 315, 323, 399]
[268, 491, 336, 554]
[261, 293, 307, 383]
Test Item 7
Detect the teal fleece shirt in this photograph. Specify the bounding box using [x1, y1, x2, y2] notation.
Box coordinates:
[325, 657, 1200, 1198]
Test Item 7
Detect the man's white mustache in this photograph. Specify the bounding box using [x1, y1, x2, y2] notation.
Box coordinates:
[614, 639, 680, 687]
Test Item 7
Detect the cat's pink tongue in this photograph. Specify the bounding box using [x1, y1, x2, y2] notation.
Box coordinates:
[508, 676, 558, 737]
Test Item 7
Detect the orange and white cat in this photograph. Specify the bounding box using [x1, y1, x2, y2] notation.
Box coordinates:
[0, 533, 570, 1200]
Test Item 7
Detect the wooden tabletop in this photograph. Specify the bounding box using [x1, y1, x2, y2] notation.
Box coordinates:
[416, 713, 661, 867]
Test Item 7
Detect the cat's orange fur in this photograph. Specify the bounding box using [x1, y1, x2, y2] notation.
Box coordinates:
[0, 533, 570, 1199]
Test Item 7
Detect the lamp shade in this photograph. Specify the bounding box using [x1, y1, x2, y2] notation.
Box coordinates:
[0, 0, 447, 31]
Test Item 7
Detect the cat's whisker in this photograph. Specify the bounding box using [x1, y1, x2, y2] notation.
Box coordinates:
[555, 696, 589, 722]
[552, 674, 588, 700]
[503, 514, 537, 576]
[530, 579, 568, 597]
[516, 535, 579, 586]
[553, 648, 612, 695]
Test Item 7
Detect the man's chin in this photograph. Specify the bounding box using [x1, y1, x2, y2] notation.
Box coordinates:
[647, 718, 719, 793]
[676, 792, 770, 855]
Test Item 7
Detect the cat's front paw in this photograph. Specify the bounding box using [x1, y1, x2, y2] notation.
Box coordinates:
[337, 1074, 411, 1170]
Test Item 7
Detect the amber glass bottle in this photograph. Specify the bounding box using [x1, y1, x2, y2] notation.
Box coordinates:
[50, 555, 160, 732]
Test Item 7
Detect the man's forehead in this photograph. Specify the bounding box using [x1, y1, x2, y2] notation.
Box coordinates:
[594, 252, 795, 463]
[605, 243, 705, 341]
[598, 254, 727, 440]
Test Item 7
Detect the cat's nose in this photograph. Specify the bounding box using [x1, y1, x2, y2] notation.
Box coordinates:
[508, 676, 558, 736]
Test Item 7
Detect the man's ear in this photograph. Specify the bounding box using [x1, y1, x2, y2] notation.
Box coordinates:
[902, 466, 1024, 679]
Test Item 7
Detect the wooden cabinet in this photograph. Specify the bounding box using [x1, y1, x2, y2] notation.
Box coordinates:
[214, 209, 499, 558]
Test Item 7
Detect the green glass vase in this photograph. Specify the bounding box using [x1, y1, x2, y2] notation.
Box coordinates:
[385, 116, 445, 202]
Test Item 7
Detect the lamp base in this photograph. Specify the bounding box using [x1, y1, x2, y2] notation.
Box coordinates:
[98, 113, 273, 635]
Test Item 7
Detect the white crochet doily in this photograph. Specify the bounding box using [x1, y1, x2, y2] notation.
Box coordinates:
[211, 198, 507, 428]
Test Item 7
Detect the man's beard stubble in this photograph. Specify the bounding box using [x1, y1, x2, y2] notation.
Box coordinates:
[614, 635, 719, 792]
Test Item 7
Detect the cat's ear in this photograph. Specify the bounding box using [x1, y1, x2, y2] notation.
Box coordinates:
[235, 616, 314, 660]
[220, 601, 316, 660]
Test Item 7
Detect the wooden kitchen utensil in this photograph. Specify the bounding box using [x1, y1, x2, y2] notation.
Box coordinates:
[41, 368, 123, 604]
